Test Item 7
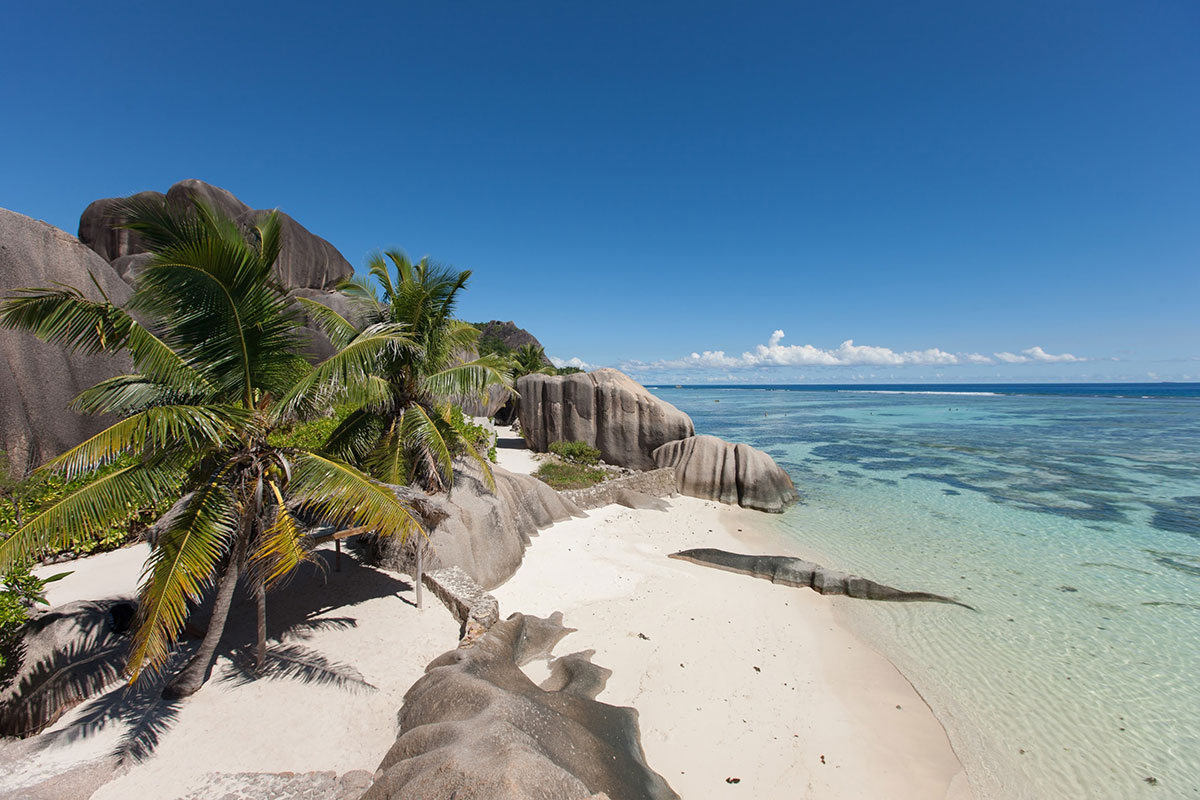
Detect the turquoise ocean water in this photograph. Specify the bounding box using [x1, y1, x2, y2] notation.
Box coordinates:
[650, 384, 1200, 799]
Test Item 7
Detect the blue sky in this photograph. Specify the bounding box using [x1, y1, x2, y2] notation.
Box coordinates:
[3, 1, 1197, 383]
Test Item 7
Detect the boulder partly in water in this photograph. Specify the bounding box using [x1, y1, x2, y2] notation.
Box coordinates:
[652, 434, 800, 513]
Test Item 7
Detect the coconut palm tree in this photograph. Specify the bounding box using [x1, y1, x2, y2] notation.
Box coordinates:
[510, 343, 556, 379]
[299, 250, 511, 493]
[0, 198, 421, 698]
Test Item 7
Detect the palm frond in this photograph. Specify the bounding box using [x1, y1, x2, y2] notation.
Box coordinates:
[248, 481, 308, 588]
[127, 480, 239, 680]
[422, 357, 514, 403]
[399, 404, 454, 492]
[44, 405, 253, 481]
[322, 408, 387, 465]
[0, 462, 179, 573]
[0, 287, 131, 355]
[70, 375, 193, 416]
[287, 451, 422, 541]
[277, 323, 411, 416]
[295, 297, 360, 351]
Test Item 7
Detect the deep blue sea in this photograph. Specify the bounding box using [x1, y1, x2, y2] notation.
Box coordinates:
[649, 383, 1200, 799]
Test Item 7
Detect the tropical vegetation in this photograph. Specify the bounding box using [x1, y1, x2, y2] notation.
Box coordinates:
[0, 197, 422, 697]
[300, 250, 512, 493]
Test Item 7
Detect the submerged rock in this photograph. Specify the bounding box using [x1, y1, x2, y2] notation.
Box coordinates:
[0, 209, 133, 472]
[363, 612, 679, 800]
[518, 369, 694, 470]
[669, 549, 973, 608]
[368, 461, 584, 590]
[652, 434, 800, 513]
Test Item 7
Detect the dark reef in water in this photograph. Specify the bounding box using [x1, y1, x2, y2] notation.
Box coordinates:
[669, 549, 974, 609]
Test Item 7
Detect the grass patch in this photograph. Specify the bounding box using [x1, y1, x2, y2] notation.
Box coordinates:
[533, 460, 607, 490]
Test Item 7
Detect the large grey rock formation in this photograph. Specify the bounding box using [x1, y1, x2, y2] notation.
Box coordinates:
[368, 461, 584, 590]
[474, 320, 545, 353]
[652, 434, 800, 513]
[0, 209, 133, 472]
[0, 598, 135, 737]
[78, 179, 353, 291]
[363, 612, 679, 800]
[669, 549, 973, 608]
[518, 369, 694, 470]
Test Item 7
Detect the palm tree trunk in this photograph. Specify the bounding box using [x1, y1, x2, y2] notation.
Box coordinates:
[254, 576, 267, 671]
[162, 553, 240, 699]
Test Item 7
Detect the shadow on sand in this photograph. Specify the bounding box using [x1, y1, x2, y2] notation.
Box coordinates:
[18, 548, 412, 764]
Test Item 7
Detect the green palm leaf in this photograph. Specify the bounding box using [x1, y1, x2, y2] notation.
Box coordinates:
[295, 297, 360, 351]
[0, 462, 178, 572]
[248, 481, 307, 589]
[128, 480, 239, 680]
[287, 451, 423, 541]
[44, 405, 253, 481]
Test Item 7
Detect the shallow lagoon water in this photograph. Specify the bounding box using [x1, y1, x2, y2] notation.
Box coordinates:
[652, 385, 1200, 799]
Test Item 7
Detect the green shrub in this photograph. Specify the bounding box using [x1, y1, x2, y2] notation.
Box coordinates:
[267, 404, 355, 451]
[548, 440, 601, 465]
[533, 461, 607, 490]
[555, 366, 584, 375]
[0, 566, 68, 670]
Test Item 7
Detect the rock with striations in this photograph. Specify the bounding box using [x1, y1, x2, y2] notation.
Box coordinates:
[0, 209, 133, 472]
[363, 612, 679, 800]
[652, 434, 800, 513]
[669, 549, 973, 608]
[79, 179, 353, 291]
[518, 369, 694, 470]
[368, 461, 584, 590]
[0, 597, 136, 738]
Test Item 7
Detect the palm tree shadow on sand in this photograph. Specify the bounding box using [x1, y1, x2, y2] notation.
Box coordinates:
[31, 547, 412, 764]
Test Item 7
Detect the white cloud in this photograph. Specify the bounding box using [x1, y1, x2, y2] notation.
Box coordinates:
[549, 355, 594, 370]
[993, 346, 1083, 364]
[633, 330, 995, 371]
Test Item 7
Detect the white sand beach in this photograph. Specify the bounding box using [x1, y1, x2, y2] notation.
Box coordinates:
[1, 429, 970, 799]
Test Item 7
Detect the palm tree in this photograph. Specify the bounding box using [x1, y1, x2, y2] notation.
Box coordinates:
[510, 343, 556, 379]
[0, 198, 422, 698]
[299, 250, 511, 493]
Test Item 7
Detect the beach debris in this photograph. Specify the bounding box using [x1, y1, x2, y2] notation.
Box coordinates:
[820, 755, 826, 764]
[1058, 585, 1079, 593]
[1145, 776, 1159, 785]
[725, 776, 740, 783]
[638, 632, 651, 640]
[668, 549, 975, 608]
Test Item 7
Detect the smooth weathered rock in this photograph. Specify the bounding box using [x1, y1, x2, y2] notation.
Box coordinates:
[77, 191, 164, 262]
[518, 369, 694, 470]
[652, 434, 800, 513]
[0, 598, 136, 737]
[669, 549, 974, 608]
[363, 613, 678, 800]
[0, 209, 133, 472]
[79, 179, 353, 291]
[368, 461, 584, 590]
